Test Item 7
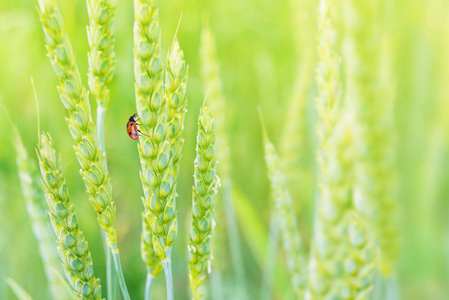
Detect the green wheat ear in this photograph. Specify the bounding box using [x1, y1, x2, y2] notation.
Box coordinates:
[280, 0, 317, 202]
[165, 33, 189, 181]
[37, 132, 102, 299]
[134, 0, 178, 261]
[188, 105, 219, 300]
[87, 0, 117, 107]
[342, 0, 399, 276]
[260, 110, 305, 298]
[37, 0, 117, 250]
[339, 213, 375, 299]
[141, 212, 163, 277]
[14, 129, 71, 300]
[306, 112, 356, 299]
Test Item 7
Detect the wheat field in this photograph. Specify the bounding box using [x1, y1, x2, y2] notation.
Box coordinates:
[0, 0, 448, 299]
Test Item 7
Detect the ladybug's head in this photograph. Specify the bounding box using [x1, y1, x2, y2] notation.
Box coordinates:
[129, 113, 138, 122]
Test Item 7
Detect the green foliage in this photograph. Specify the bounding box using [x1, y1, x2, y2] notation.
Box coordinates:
[37, 133, 102, 299]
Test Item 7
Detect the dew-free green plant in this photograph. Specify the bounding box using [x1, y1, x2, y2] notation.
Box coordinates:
[305, 112, 357, 299]
[37, 0, 117, 252]
[340, 213, 375, 299]
[37, 132, 102, 299]
[37, 1, 129, 298]
[260, 110, 305, 298]
[315, 0, 341, 168]
[305, 1, 355, 297]
[188, 105, 219, 300]
[165, 35, 189, 180]
[342, 0, 398, 276]
[14, 130, 70, 300]
[200, 23, 247, 299]
[87, 0, 117, 108]
[133, 1, 185, 299]
[86, 0, 118, 296]
[280, 0, 317, 200]
[141, 212, 162, 299]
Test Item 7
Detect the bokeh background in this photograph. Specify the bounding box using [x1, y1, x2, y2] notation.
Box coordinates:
[1, 0, 449, 299]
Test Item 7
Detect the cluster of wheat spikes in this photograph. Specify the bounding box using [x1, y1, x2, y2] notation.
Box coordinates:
[260, 0, 398, 299]
[36, 0, 131, 298]
[9, 0, 400, 298]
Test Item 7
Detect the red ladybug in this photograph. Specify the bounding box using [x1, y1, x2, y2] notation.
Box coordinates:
[127, 113, 148, 140]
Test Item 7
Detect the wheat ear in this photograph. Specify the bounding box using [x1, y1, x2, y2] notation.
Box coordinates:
[86, 0, 117, 107]
[165, 32, 189, 180]
[37, 0, 117, 252]
[37, 133, 102, 299]
[342, 0, 398, 276]
[86, 0, 118, 296]
[200, 23, 248, 299]
[133, 0, 178, 299]
[141, 212, 162, 299]
[37, 1, 130, 298]
[280, 0, 317, 200]
[339, 213, 375, 299]
[14, 130, 70, 300]
[260, 110, 306, 298]
[188, 105, 219, 300]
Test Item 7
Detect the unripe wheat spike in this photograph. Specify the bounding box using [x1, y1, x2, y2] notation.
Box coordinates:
[37, 133, 102, 300]
[188, 105, 219, 300]
[37, 0, 117, 251]
[14, 130, 70, 300]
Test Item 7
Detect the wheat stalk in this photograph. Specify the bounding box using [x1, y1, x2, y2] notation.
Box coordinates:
[305, 112, 356, 299]
[260, 111, 306, 298]
[342, 0, 398, 276]
[86, 0, 118, 296]
[37, 132, 102, 299]
[315, 0, 341, 170]
[280, 0, 317, 200]
[133, 0, 178, 298]
[141, 213, 162, 299]
[305, 1, 352, 297]
[14, 130, 71, 300]
[188, 105, 219, 300]
[37, 0, 117, 253]
[200, 23, 248, 299]
[37, 1, 129, 297]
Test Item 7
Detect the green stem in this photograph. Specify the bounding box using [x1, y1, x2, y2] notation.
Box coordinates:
[261, 211, 280, 300]
[111, 247, 131, 300]
[97, 105, 108, 166]
[97, 105, 117, 300]
[210, 269, 224, 300]
[145, 271, 155, 300]
[101, 230, 116, 300]
[162, 257, 174, 300]
[223, 180, 247, 299]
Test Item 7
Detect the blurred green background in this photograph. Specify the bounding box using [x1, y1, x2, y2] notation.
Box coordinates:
[1, 0, 449, 299]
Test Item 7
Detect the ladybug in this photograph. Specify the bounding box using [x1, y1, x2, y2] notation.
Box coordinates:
[127, 113, 149, 140]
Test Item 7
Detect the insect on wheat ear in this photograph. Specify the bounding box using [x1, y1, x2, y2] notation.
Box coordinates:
[126, 113, 149, 140]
